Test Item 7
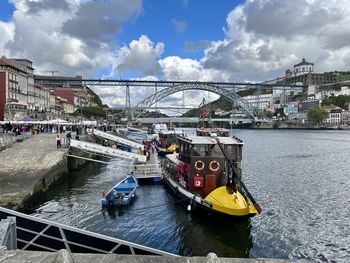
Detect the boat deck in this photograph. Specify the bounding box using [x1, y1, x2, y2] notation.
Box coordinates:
[132, 148, 162, 182]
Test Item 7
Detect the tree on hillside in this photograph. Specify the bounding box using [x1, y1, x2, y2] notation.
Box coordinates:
[86, 87, 103, 107]
[322, 95, 350, 109]
[307, 107, 329, 124]
[73, 106, 106, 119]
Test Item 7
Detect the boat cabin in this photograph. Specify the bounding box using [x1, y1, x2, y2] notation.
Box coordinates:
[157, 130, 183, 148]
[167, 135, 243, 198]
[196, 127, 229, 137]
[151, 123, 168, 134]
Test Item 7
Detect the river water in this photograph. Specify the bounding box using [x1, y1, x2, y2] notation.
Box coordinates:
[33, 129, 350, 262]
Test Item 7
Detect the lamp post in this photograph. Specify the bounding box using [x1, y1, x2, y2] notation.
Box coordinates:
[6, 99, 12, 121]
[79, 97, 83, 125]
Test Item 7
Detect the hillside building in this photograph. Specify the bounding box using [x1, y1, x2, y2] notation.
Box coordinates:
[0, 56, 96, 121]
[280, 58, 350, 86]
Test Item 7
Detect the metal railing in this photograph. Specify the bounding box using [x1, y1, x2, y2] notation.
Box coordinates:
[0, 217, 17, 250]
[0, 207, 177, 256]
[132, 163, 162, 178]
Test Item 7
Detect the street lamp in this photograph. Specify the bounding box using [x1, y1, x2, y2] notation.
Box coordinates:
[79, 96, 83, 124]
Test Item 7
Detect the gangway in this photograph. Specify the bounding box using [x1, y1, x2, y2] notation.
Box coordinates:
[69, 139, 146, 163]
[93, 129, 144, 150]
[117, 129, 153, 142]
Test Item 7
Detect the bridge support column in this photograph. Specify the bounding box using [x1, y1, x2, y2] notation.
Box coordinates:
[126, 109, 134, 126]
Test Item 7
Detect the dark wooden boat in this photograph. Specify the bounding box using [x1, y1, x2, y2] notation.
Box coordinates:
[162, 135, 259, 221]
[196, 127, 230, 137]
[155, 130, 182, 158]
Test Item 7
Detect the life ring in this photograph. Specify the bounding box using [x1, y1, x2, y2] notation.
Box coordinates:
[194, 160, 205, 171]
[209, 161, 220, 172]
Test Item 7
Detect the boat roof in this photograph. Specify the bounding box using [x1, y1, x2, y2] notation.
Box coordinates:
[196, 127, 229, 132]
[159, 130, 183, 135]
[178, 135, 243, 145]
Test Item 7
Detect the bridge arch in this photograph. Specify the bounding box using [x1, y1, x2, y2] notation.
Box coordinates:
[134, 82, 259, 119]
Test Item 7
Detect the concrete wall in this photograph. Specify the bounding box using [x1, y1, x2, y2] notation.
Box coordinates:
[0, 249, 312, 262]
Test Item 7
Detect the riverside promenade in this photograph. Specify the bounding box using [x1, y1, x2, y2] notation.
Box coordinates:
[0, 133, 68, 211]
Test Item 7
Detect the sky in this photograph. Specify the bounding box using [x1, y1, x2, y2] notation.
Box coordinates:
[1, 0, 350, 110]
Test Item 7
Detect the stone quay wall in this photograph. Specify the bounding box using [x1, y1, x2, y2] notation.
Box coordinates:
[0, 133, 69, 212]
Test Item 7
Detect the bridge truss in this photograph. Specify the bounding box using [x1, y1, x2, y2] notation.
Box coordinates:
[34, 77, 306, 119]
[135, 82, 260, 119]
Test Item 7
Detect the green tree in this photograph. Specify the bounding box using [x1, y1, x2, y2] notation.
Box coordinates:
[322, 95, 350, 109]
[307, 107, 329, 124]
[73, 106, 106, 119]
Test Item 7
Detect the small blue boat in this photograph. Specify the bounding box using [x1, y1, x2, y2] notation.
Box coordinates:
[101, 174, 138, 206]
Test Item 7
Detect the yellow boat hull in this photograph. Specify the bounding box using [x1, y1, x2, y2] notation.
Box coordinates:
[204, 186, 258, 217]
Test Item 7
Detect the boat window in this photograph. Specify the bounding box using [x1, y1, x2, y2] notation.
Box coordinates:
[185, 144, 190, 155]
[210, 144, 224, 157]
[192, 145, 206, 156]
[222, 145, 241, 161]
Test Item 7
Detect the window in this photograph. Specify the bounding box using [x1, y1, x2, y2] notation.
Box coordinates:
[211, 144, 224, 157]
[192, 145, 206, 156]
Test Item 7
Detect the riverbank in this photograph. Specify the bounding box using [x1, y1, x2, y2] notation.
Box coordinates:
[0, 133, 68, 212]
[251, 122, 350, 130]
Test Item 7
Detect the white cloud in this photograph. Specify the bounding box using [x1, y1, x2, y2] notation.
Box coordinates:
[113, 35, 164, 76]
[2, 0, 142, 77]
[202, 0, 350, 81]
[3, 0, 350, 111]
[160, 56, 219, 81]
[0, 21, 14, 55]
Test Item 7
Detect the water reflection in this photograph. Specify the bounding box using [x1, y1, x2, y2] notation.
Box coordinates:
[178, 214, 253, 257]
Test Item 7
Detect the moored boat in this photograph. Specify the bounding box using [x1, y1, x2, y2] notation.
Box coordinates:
[101, 174, 138, 206]
[162, 135, 260, 221]
[155, 128, 182, 158]
[196, 127, 230, 137]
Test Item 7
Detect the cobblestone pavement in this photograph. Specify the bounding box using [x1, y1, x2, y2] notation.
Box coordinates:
[0, 133, 68, 209]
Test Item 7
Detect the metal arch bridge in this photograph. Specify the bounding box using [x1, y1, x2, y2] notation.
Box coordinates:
[34, 77, 307, 91]
[34, 77, 307, 118]
[134, 82, 260, 119]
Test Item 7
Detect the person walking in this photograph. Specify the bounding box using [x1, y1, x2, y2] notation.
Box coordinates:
[66, 132, 72, 147]
[56, 133, 61, 148]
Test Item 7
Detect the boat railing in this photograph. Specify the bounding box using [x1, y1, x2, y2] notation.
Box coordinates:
[131, 163, 162, 178]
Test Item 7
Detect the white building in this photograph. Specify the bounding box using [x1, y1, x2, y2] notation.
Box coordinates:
[285, 58, 314, 77]
[324, 108, 342, 125]
[243, 93, 273, 110]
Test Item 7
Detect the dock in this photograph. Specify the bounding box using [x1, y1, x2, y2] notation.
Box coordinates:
[132, 150, 162, 182]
